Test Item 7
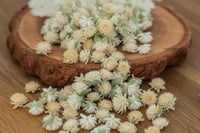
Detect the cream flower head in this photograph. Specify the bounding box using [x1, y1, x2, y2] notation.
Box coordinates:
[83, 26, 97, 38]
[98, 19, 115, 36]
[111, 51, 125, 61]
[122, 43, 138, 53]
[100, 69, 113, 80]
[62, 119, 80, 133]
[95, 109, 110, 123]
[87, 92, 101, 102]
[146, 104, 163, 120]
[93, 41, 109, 51]
[91, 51, 106, 63]
[128, 111, 144, 124]
[98, 81, 112, 95]
[63, 85, 74, 96]
[113, 94, 129, 114]
[24, 81, 40, 93]
[149, 78, 166, 92]
[63, 49, 79, 64]
[35, 41, 52, 56]
[44, 31, 59, 43]
[99, 99, 113, 110]
[141, 90, 157, 105]
[72, 82, 88, 95]
[79, 49, 90, 64]
[62, 108, 78, 120]
[144, 126, 160, 133]
[83, 39, 94, 50]
[118, 122, 137, 133]
[45, 102, 61, 113]
[102, 57, 118, 71]
[60, 37, 70, 50]
[117, 61, 131, 74]
[152, 117, 169, 129]
[158, 92, 176, 111]
[10, 93, 28, 109]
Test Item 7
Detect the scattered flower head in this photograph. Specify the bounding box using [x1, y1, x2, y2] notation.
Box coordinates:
[145, 126, 160, 133]
[128, 111, 144, 124]
[10, 93, 28, 109]
[105, 114, 121, 129]
[149, 78, 166, 92]
[146, 104, 163, 120]
[25, 100, 44, 115]
[118, 122, 137, 133]
[141, 90, 157, 106]
[158, 92, 176, 111]
[152, 117, 169, 129]
[61, 119, 80, 133]
[43, 114, 62, 131]
[79, 114, 97, 130]
[24, 81, 40, 93]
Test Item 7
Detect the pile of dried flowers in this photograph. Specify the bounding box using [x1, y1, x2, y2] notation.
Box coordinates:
[10, 74, 176, 133]
[10, 0, 178, 133]
[32, 0, 156, 64]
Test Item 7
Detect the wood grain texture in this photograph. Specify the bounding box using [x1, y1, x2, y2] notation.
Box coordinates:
[7, 4, 191, 87]
[0, 0, 200, 133]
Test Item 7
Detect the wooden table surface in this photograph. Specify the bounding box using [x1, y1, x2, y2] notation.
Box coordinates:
[0, 0, 200, 133]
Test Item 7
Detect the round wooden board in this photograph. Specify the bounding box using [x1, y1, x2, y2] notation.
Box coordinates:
[7, 4, 191, 87]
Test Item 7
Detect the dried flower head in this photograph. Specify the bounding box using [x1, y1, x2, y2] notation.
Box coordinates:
[98, 19, 115, 36]
[63, 49, 79, 64]
[144, 126, 160, 133]
[79, 49, 91, 64]
[95, 109, 110, 123]
[141, 90, 157, 105]
[117, 61, 131, 74]
[98, 81, 112, 95]
[105, 114, 121, 129]
[43, 114, 62, 131]
[45, 102, 61, 113]
[99, 99, 113, 110]
[158, 92, 176, 111]
[113, 94, 129, 114]
[25, 100, 44, 115]
[10, 93, 28, 109]
[152, 117, 169, 129]
[91, 125, 110, 133]
[87, 92, 101, 102]
[79, 114, 97, 130]
[61, 119, 80, 133]
[67, 93, 82, 110]
[118, 122, 137, 133]
[71, 82, 88, 95]
[91, 51, 106, 63]
[128, 111, 144, 124]
[35, 41, 52, 56]
[146, 104, 163, 120]
[102, 57, 118, 71]
[24, 81, 40, 93]
[62, 108, 78, 120]
[149, 78, 166, 92]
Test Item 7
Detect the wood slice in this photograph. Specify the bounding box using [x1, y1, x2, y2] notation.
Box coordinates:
[7, 4, 191, 87]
